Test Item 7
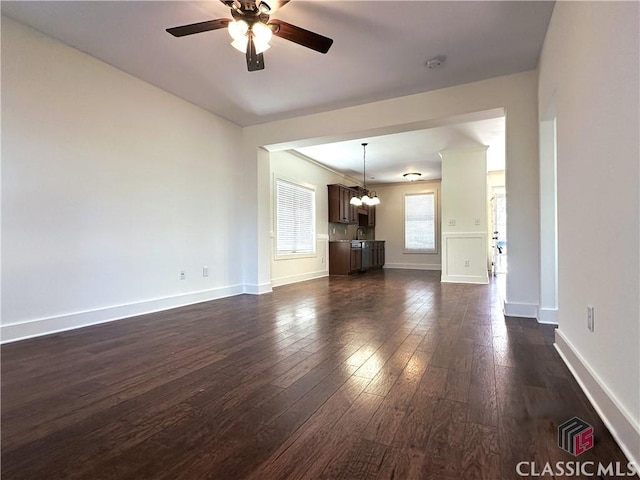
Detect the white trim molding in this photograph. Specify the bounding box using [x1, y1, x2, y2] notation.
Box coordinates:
[555, 329, 640, 470]
[537, 307, 558, 325]
[502, 300, 538, 318]
[441, 274, 490, 285]
[1, 284, 245, 344]
[271, 270, 328, 288]
[384, 263, 441, 271]
[441, 232, 489, 285]
[242, 282, 273, 295]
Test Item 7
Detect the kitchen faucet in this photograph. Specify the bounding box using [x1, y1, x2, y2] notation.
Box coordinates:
[356, 227, 366, 240]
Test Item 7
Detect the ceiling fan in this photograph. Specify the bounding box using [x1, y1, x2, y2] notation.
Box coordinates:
[166, 0, 334, 72]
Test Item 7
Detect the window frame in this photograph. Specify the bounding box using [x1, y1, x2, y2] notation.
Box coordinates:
[274, 177, 317, 260]
[403, 191, 438, 254]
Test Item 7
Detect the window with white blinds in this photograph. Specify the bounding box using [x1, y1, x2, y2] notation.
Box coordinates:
[404, 193, 437, 252]
[276, 179, 316, 256]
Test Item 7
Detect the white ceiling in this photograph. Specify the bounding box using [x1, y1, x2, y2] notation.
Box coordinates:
[2, 0, 552, 182]
[294, 116, 506, 184]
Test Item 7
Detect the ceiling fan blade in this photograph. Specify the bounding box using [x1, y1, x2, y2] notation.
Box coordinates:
[246, 36, 265, 71]
[166, 18, 231, 37]
[269, 19, 333, 54]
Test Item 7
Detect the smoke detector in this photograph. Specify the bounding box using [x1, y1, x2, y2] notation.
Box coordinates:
[426, 55, 446, 69]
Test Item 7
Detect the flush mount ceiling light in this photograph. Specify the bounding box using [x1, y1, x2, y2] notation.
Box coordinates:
[350, 143, 380, 207]
[403, 172, 422, 181]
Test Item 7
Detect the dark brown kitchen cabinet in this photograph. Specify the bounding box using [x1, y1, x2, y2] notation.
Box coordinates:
[328, 184, 358, 224]
[350, 246, 362, 272]
[350, 186, 375, 227]
[359, 205, 376, 227]
[329, 241, 384, 275]
[370, 241, 385, 268]
[329, 242, 361, 275]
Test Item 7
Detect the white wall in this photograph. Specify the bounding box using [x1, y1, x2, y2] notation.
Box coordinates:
[1, 18, 245, 341]
[440, 147, 489, 284]
[245, 71, 540, 316]
[538, 1, 639, 464]
[269, 151, 349, 287]
[374, 180, 441, 270]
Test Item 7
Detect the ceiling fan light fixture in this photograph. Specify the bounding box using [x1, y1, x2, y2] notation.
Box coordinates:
[257, 0, 272, 14]
[254, 41, 271, 54]
[403, 172, 422, 181]
[228, 20, 249, 41]
[252, 21, 273, 44]
[231, 37, 248, 52]
[228, 20, 272, 53]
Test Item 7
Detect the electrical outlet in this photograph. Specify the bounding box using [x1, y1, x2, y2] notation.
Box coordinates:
[448, 219, 456, 226]
[474, 218, 481, 226]
[464, 259, 470, 267]
[180, 270, 185, 280]
[203, 266, 209, 277]
[587, 306, 595, 332]
[321, 256, 325, 264]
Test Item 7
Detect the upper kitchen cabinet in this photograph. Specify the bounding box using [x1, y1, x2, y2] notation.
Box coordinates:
[349, 186, 376, 228]
[328, 184, 358, 224]
[359, 205, 376, 228]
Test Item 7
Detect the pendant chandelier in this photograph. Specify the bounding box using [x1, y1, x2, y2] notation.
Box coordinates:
[350, 143, 380, 206]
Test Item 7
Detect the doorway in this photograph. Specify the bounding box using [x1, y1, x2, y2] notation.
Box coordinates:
[491, 186, 507, 275]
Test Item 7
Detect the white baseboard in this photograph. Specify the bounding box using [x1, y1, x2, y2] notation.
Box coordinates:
[242, 282, 273, 295]
[271, 270, 328, 288]
[502, 300, 538, 318]
[537, 307, 558, 325]
[441, 273, 489, 284]
[1, 284, 245, 344]
[555, 329, 640, 471]
[384, 263, 441, 271]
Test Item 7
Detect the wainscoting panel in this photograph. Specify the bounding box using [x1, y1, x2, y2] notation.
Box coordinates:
[441, 232, 489, 284]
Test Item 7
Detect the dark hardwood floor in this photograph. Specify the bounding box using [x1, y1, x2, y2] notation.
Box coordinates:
[1, 269, 629, 479]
